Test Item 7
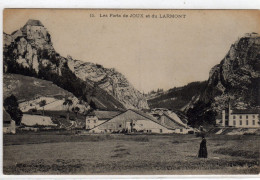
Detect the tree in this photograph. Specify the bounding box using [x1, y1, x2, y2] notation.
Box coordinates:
[89, 100, 97, 110]
[186, 101, 216, 128]
[63, 99, 73, 119]
[39, 100, 47, 116]
[72, 106, 80, 119]
[4, 94, 23, 125]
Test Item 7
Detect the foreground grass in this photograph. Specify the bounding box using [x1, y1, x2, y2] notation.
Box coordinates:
[3, 133, 260, 175]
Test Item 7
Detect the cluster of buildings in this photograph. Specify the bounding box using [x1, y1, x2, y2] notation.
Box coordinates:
[4, 101, 259, 134]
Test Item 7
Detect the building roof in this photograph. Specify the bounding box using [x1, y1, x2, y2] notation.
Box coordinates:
[231, 109, 260, 115]
[162, 113, 187, 128]
[125, 109, 179, 130]
[87, 110, 122, 120]
[90, 109, 175, 130]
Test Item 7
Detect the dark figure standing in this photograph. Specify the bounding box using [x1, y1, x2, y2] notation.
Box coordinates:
[198, 135, 208, 158]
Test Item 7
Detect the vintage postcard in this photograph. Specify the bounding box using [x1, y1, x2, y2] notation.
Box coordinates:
[2, 9, 260, 175]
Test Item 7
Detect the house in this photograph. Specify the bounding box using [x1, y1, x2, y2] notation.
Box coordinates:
[85, 110, 122, 129]
[89, 109, 176, 134]
[221, 107, 259, 128]
[3, 109, 16, 134]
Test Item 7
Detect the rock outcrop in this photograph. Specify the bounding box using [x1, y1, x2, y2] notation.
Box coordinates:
[67, 59, 148, 109]
[194, 33, 260, 114]
[3, 19, 149, 110]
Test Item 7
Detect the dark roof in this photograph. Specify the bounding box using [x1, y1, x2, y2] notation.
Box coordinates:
[231, 109, 260, 114]
[87, 110, 122, 120]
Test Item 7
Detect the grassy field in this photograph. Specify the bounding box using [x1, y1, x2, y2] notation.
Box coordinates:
[3, 133, 260, 175]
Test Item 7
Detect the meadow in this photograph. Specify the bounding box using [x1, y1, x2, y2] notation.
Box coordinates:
[3, 133, 259, 175]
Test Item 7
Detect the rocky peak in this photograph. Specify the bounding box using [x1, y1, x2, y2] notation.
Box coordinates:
[11, 19, 52, 50]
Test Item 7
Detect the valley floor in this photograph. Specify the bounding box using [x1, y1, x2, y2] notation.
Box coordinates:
[3, 133, 260, 175]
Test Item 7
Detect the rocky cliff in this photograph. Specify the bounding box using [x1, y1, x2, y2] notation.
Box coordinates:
[202, 33, 260, 112]
[186, 33, 260, 127]
[67, 59, 148, 109]
[3, 19, 149, 110]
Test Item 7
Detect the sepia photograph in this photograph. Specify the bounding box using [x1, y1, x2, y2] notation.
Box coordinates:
[2, 9, 260, 175]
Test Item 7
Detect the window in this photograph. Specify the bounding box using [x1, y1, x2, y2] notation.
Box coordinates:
[253, 120, 255, 125]
[180, 129, 183, 132]
[105, 129, 107, 132]
[246, 120, 248, 125]
[240, 120, 242, 125]
[246, 115, 248, 119]
[240, 115, 242, 119]
[233, 116, 236, 119]
[253, 115, 255, 118]
[94, 120, 96, 123]
[233, 121, 236, 126]
[160, 129, 163, 133]
[119, 124, 122, 128]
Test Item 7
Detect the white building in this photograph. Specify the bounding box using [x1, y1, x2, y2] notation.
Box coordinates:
[88, 109, 194, 134]
[221, 107, 259, 128]
[89, 109, 175, 134]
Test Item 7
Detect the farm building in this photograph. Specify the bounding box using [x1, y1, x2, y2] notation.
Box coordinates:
[221, 106, 260, 128]
[89, 109, 179, 134]
[85, 110, 122, 129]
[155, 112, 193, 134]
[3, 109, 16, 134]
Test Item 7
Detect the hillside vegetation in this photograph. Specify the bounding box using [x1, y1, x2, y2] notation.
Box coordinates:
[3, 73, 74, 101]
[147, 81, 207, 110]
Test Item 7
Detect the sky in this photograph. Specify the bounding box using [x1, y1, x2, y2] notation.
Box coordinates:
[3, 9, 260, 93]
